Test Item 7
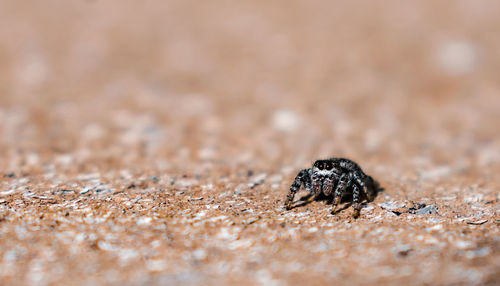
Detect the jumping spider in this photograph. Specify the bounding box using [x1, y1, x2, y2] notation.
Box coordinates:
[284, 158, 377, 218]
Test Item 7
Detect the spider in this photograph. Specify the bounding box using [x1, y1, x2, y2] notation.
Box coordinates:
[284, 158, 378, 218]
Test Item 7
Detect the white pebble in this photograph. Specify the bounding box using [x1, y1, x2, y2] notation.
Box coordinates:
[192, 249, 207, 260]
[137, 217, 152, 225]
[271, 109, 300, 132]
[307, 227, 319, 233]
[434, 40, 478, 76]
[146, 259, 167, 272]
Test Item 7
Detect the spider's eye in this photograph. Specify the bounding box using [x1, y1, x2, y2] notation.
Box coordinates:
[326, 163, 332, 170]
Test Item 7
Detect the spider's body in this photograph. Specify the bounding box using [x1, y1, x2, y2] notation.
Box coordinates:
[284, 158, 377, 218]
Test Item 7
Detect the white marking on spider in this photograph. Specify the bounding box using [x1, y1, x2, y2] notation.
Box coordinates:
[313, 169, 335, 176]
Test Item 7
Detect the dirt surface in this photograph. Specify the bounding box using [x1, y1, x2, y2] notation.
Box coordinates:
[0, 1, 499, 285]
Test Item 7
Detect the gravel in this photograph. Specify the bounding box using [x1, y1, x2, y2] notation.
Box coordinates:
[1, 1, 499, 286]
[415, 205, 439, 215]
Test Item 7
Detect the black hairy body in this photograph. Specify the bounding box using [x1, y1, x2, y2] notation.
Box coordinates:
[284, 158, 378, 218]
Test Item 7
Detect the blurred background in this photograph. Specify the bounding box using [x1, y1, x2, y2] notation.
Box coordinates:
[1, 0, 499, 174]
[0, 1, 499, 285]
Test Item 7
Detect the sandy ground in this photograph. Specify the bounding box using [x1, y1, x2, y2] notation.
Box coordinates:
[0, 1, 499, 285]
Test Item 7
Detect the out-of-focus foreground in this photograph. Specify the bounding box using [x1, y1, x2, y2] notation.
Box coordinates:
[0, 1, 499, 285]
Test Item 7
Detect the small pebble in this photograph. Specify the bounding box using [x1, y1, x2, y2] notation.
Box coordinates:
[271, 109, 300, 132]
[466, 219, 488, 225]
[415, 205, 438, 215]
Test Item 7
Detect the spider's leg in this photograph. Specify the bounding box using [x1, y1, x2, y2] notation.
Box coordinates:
[285, 168, 311, 210]
[299, 171, 317, 204]
[331, 173, 349, 214]
[352, 183, 362, 218]
[353, 172, 371, 202]
[304, 170, 313, 193]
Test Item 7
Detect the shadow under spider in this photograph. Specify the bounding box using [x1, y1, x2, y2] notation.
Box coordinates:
[288, 178, 384, 213]
[289, 193, 352, 211]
